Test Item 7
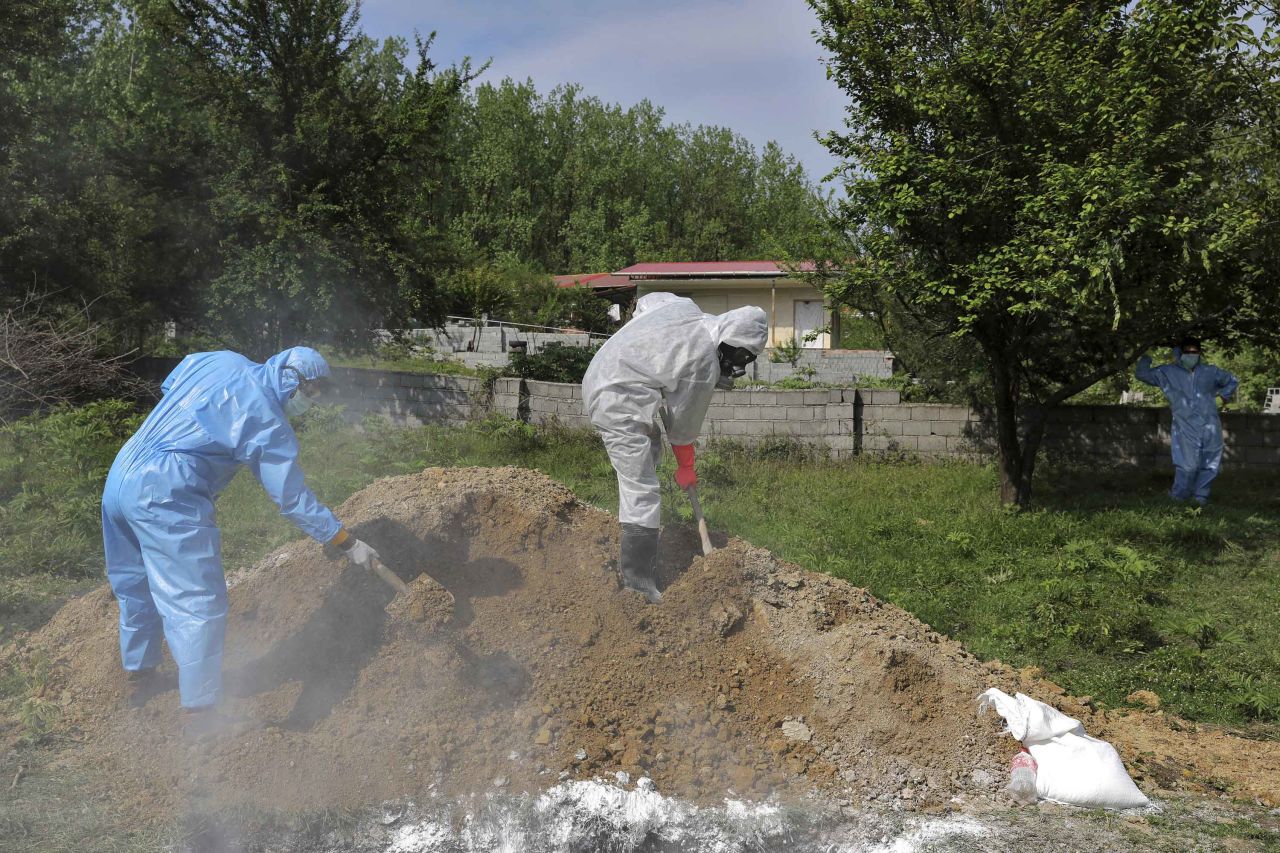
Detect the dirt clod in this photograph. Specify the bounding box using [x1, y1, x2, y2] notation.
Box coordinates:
[1125, 689, 1162, 711]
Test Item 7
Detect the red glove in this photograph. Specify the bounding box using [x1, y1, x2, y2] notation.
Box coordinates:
[672, 443, 697, 489]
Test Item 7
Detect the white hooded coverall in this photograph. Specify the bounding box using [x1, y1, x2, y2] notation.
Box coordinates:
[582, 297, 768, 528]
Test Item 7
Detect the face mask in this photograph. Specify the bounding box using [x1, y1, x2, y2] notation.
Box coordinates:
[717, 343, 756, 383]
[285, 390, 315, 418]
[1179, 353, 1201, 370]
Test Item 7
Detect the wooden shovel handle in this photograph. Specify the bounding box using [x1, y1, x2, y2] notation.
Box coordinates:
[685, 486, 714, 556]
[370, 557, 412, 596]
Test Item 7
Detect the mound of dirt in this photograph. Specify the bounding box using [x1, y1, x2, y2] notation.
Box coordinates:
[4, 467, 1277, 823]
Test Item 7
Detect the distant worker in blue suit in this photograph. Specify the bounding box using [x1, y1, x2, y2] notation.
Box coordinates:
[1135, 337, 1238, 506]
[101, 347, 378, 734]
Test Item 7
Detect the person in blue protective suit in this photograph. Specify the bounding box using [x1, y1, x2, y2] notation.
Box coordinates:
[101, 347, 379, 733]
[1135, 337, 1239, 505]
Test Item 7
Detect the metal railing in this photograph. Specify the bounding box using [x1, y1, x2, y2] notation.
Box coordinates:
[440, 315, 612, 342]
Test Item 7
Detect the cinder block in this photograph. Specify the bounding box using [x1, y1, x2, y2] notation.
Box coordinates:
[916, 434, 949, 453]
[931, 421, 964, 436]
[716, 421, 751, 436]
[733, 406, 758, 420]
[706, 406, 734, 420]
[865, 389, 902, 405]
[876, 404, 910, 420]
[866, 420, 903, 436]
[784, 406, 815, 422]
[774, 420, 821, 436]
[751, 391, 778, 406]
[802, 390, 829, 405]
[901, 420, 932, 436]
[934, 405, 971, 422]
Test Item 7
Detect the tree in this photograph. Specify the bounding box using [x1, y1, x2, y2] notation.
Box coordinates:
[810, 0, 1280, 505]
[166, 0, 470, 354]
[443, 79, 827, 276]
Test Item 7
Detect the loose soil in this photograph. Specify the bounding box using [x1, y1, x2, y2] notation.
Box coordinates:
[2, 467, 1277, 828]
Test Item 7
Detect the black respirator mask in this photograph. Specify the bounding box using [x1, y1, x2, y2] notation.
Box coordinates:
[716, 343, 757, 390]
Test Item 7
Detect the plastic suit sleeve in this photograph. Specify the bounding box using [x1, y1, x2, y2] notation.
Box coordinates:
[235, 416, 341, 543]
[662, 380, 715, 445]
[1134, 356, 1164, 389]
[160, 354, 199, 396]
[1214, 368, 1239, 401]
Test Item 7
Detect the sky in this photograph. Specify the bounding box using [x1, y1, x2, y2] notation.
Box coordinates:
[357, 0, 849, 187]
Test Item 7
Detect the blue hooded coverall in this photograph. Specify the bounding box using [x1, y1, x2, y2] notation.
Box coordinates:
[101, 347, 343, 708]
[1135, 350, 1239, 504]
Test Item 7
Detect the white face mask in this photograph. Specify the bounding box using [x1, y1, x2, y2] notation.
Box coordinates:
[285, 390, 315, 418]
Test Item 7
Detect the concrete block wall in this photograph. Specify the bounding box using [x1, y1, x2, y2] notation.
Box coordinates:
[702, 387, 860, 458]
[326, 367, 481, 427]
[129, 359, 1280, 467]
[397, 325, 595, 356]
[522, 379, 591, 429]
[754, 349, 896, 383]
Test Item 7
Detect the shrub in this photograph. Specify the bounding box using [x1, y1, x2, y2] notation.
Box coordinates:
[508, 342, 599, 384]
[0, 400, 144, 577]
[769, 337, 802, 366]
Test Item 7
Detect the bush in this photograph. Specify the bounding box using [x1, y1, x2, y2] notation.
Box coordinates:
[0, 400, 144, 578]
[508, 342, 599, 383]
[769, 337, 802, 366]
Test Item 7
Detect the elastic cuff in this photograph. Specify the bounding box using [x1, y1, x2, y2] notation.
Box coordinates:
[329, 529, 350, 549]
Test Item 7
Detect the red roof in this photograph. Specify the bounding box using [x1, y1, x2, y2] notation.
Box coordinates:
[613, 260, 818, 279]
[553, 272, 633, 289]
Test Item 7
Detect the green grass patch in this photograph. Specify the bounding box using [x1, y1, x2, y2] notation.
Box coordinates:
[2, 403, 1278, 730]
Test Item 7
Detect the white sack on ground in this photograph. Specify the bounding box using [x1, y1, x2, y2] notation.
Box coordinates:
[978, 688, 1150, 810]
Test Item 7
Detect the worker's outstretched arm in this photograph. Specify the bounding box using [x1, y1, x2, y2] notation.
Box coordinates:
[235, 415, 342, 544]
[1215, 367, 1239, 402]
[1134, 354, 1163, 389]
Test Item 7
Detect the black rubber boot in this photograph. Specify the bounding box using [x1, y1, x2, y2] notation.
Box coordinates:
[619, 523, 662, 604]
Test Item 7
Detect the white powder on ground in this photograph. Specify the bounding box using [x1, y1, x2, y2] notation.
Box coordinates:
[382, 779, 994, 853]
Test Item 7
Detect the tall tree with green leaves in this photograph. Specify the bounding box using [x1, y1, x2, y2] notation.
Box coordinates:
[166, 0, 470, 354]
[811, 0, 1280, 505]
[444, 79, 827, 276]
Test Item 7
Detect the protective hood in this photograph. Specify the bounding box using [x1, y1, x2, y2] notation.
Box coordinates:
[702, 306, 769, 355]
[634, 292, 692, 317]
[260, 347, 331, 406]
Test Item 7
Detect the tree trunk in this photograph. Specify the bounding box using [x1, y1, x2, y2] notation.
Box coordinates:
[989, 357, 1023, 505]
[990, 359, 1052, 507]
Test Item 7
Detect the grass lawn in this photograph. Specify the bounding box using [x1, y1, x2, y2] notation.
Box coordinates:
[2, 404, 1278, 731]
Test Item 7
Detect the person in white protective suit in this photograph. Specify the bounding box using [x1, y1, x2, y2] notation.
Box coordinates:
[582, 296, 769, 603]
[632, 291, 692, 317]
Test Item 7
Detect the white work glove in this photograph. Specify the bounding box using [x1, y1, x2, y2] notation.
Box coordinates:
[342, 538, 380, 570]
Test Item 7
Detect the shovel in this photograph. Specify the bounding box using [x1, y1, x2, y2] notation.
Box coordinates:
[369, 556, 412, 596]
[368, 555, 456, 627]
[684, 485, 714, 556]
